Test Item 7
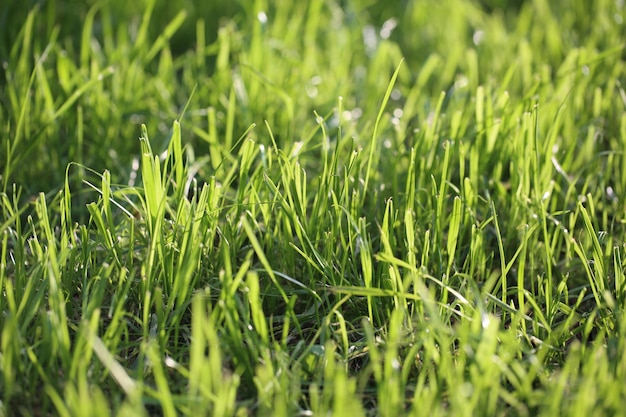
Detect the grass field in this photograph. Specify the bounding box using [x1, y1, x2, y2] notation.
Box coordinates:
[1, 0, 626, 415]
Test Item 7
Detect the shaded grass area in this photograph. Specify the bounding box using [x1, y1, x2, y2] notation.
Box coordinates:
[1, 0, 626, 415]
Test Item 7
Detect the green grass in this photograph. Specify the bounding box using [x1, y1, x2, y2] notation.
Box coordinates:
[1, 0, 626, 415]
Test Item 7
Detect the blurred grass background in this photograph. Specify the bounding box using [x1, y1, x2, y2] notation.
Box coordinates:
[4, 0, 622, 199]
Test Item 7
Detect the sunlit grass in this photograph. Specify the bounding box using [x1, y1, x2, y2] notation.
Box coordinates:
[1, 0, 626, 415]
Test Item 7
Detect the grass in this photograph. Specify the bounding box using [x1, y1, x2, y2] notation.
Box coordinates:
[1, 0, 626, 415]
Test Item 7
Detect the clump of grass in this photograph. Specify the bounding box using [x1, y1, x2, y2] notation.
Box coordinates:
[1, 0, 626, 415]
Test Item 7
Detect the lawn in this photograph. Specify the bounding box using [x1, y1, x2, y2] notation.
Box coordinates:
[1, 0, 626, 415]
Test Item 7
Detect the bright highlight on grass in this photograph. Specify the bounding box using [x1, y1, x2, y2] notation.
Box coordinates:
[1, 0, 626, 415]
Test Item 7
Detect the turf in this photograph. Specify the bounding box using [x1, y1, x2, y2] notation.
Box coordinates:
[1, 0, 626, 415]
